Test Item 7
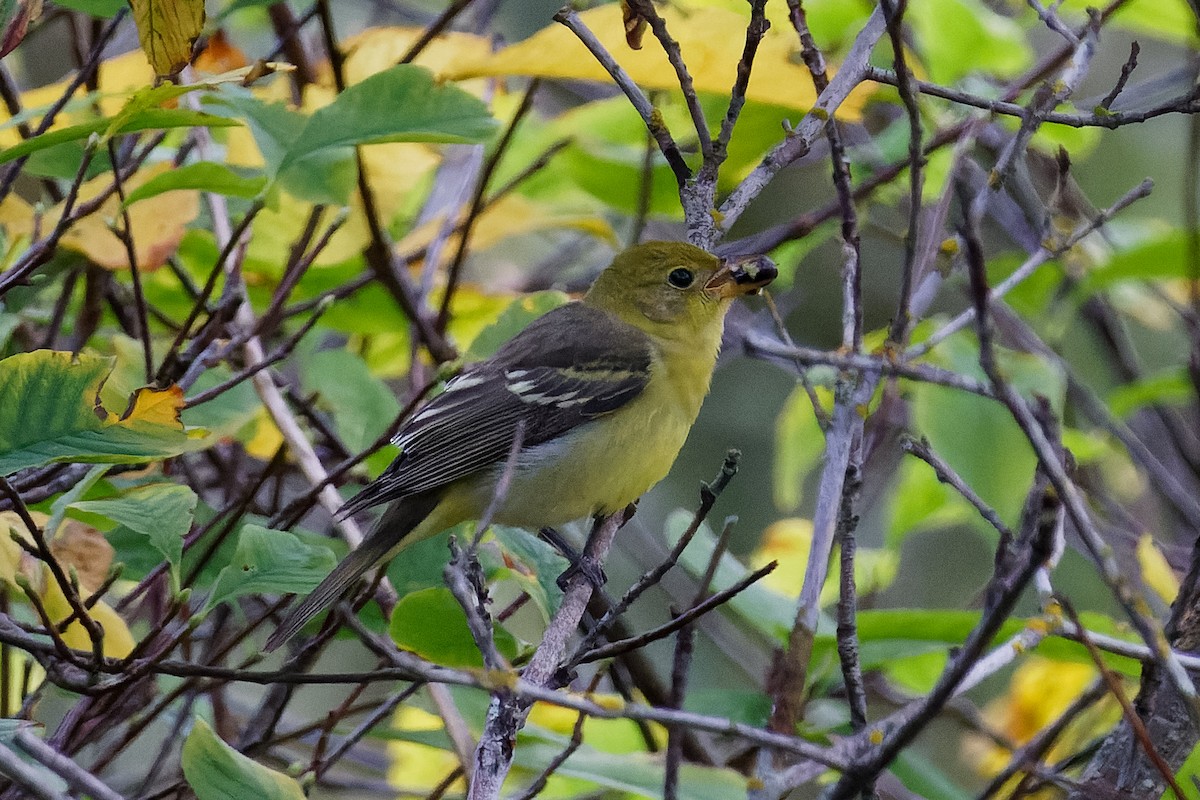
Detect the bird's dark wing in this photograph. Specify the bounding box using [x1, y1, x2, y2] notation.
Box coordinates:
[337, 303, 653, 518]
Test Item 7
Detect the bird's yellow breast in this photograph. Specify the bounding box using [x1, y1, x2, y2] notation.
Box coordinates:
[475, 329, 720, 528]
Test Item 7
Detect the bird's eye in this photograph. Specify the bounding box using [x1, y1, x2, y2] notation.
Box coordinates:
[667, 268, 694, 289]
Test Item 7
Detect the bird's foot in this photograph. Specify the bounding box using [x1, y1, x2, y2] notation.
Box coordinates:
[556, 555, 607, 592]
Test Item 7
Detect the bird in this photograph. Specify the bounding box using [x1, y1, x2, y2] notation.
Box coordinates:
[265, 241, 776, 651]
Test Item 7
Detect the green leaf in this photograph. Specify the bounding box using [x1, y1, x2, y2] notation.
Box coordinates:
[211, 67, 493, 205]
[45, 465, 110, 541]
[882, 650, 949, 694]
[1163, 738, 1200, 799]
[497, 96, 686, 217]
[0, 314, 20, 351]
[278, 64, 496, 175]
[205, 91, 355, 205]
[510, 737, 747, 800]
[466, 291, 571, 361]
[389, 586, 519, 668]
[385, 527, 457, 597]
[0, 108, 238, 165]
[910, 332, 1065, 529]
[0, 351, 201, 475]
[773, 384, 828, 512]
[215, 0, 277, 19]
[22, 140, 113, 181]
[1061, 0, 1198, 47]
[807, 608, 1142, 677]
[204, 524, 337, 611]
[72, 483, 197, 578]
[907, 0, 1032, 84]
[182, 717, 306, 800]
[1079, 229, 1191, 293]
[682, 689, 770, 727]
[52, 0, 125, 16]
[491, 526, 567, 621]
[892, 749, 971, 800]
[1108, 369, 1193, 418]
[298, 348, 400, 453]
[1061, 426, 1110, 465]
[122, 161, 266, 207]
[205, 91, 301, 177]
[886, 457, 974, 546]
[664, 509, 798, 642]
[179, 367, 260, 439]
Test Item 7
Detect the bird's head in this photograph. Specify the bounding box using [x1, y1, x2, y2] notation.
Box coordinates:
[584, 241, 776, 340]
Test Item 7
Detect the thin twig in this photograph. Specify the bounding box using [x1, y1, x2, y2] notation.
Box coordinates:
[437, 80, 542, 332]
[835, 461, 868, 734]
[664, 516, 735, 799]
[976, 681, 1106, 800]
[0, 10, 126, 203]
[626, 0, 711, 160]
[181, 297, 332, 408]
[105, 139, 152, 383]
[1099, 41, 1140, 110]
[900, 436, 1014, 542]
[578, 561, 776, 663]
[1057, 597, 1185, 798]
[467, 508, 634, 800]
[553, 8, 690, 185]
[399, 0, 481, 65]
[879, 0, 924, 346]
[572, 451, 740, 660]
[718, 7, 887, 236]
[511, 672, 602, 800]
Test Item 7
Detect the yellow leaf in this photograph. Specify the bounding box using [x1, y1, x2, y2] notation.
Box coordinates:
[397, 194, 618, 274]
[0, 51, 155, 149]
[114, 385, 185, 427]
[68, 164, 200, 270]
[0, 649, 43, 703]
[0, 510, 46, 588]
[233, 77, 440, 268]
[1136, 533, 1180, 605]
[386, 706, 465, 794]
[527, 691, 628, 732]
[339, 27, 493, 87]
[129, 0, 206, 78]
[442, 283, 519, 356]
[749, 517, 897, 603]
[749, 517, 812, 595]
[528, 693, 666, 753]
[0, 163, 199, 271]
[0, 517, 26, 588]
[242, 407, 284, 462]
[40, 565, 135, 659]
[358, 332, 412, 379]
[2, 511, 131, 658]
[245, 141, 439, 269]
[0, 193, 34, 258]
[445, 5, 871, 119]
[963, 655, 1117, 789]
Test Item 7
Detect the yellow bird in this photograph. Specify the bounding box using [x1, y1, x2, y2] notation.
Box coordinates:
[266, 241, 775, 650]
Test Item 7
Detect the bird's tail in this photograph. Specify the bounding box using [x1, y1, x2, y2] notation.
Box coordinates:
[264, 490, 442, 652]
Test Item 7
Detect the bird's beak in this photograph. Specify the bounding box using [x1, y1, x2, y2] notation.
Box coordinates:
[704, 254, 778, 299]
